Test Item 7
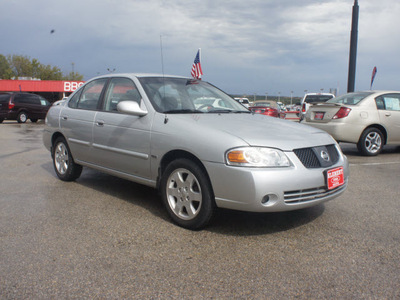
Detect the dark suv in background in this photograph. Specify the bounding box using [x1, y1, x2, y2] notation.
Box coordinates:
[0, 93, 51, 123]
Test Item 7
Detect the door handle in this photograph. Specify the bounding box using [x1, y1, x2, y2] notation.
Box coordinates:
[61, 116, 68, 120]
[96, 120, 105, 126]
[385, 112, 391, 117]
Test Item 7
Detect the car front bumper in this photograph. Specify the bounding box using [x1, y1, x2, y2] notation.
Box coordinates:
[203, 152, 349, 212]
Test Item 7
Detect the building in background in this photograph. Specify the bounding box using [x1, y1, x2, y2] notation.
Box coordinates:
[0, 79, 84, 102]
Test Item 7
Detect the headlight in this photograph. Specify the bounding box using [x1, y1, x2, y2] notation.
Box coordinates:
[226, 147, 291, 167]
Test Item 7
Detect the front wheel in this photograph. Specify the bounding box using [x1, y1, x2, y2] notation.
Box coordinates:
[160, 159, 216, 230]
[52, 137, 82, 181]
[357, 128, 384, 156]
[17, 112, 28, 123]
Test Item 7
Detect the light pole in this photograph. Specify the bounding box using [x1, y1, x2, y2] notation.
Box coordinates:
[107, 68, 116, 73]
[290, 91, 293, 105]
[347, 0, 359, 92]
[265, 92, 268, 100]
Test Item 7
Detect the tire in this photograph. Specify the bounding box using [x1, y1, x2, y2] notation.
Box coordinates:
[30, 118, 38, 123]
[52, 137, 82, 181]
[160, 158, 216, 230]
[17, 112, 28, 123]
[357, 127, 384, 156]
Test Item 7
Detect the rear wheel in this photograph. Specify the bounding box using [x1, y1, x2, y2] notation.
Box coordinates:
[160, 159, 216, 230]
[17, 112, 28, 123]
[52, 137, 82, 181]
[357, 127, 384, 156]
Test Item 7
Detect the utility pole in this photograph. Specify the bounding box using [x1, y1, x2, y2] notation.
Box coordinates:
[347, 0, 359, 92]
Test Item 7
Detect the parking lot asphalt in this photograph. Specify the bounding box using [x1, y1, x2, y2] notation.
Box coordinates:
[1, 120, 399, 299]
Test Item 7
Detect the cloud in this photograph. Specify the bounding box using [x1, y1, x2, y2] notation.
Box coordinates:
[1, 0, 399, 95]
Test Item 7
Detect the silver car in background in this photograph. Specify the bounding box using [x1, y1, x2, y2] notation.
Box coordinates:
[43, 74, 349, 229]
[302, 91, 400, 156]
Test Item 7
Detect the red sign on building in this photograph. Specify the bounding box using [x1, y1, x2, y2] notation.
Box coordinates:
[0, 80, 85, 93]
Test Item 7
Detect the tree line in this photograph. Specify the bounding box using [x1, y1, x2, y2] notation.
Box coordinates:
[0, 54, 84, 81]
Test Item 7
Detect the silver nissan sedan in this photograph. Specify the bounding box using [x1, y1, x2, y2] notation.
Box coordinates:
[43, 74, 349, 229]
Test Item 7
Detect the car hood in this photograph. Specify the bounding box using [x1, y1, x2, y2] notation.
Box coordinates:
[167, 113, 335, 151]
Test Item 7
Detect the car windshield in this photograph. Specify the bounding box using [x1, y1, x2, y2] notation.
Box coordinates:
[327, 92, 373, 105]
[304, 95, 334, 103]
[138, 77, 249, 113]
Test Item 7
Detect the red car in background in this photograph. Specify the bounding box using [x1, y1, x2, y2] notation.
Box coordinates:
[249, 100, 286, 118]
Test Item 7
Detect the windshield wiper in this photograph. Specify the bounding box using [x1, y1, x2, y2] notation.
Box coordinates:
[232, 110, 251, 113]
[163, 109, 204, 114]
[208, 109, 250, 114]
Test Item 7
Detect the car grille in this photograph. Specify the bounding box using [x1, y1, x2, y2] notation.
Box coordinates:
[284, 180, 347, 204]
[293, 144, 339, 168]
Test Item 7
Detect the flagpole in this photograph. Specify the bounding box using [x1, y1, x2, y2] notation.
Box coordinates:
[199, 48, 202, 79]
[160, 35, 165, 76]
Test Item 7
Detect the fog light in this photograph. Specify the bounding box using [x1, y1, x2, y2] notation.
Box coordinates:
[261, 195, 270, 204]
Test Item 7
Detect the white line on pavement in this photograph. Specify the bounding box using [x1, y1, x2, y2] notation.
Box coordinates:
[350, 161, 400, 166]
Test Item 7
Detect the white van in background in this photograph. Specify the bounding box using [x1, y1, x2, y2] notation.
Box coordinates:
[234, 97, 250, 108]
[300, 93, 335, 121]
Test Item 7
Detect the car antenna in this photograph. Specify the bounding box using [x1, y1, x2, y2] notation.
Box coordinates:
[160, 34, 168, 124]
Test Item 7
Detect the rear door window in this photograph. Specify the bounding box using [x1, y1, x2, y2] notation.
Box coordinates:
[376, 94, 400, 111]
[68, 88, 83, 108]
[383, 94, 400, 111]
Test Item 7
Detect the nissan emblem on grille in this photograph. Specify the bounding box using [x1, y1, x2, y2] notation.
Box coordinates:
[321, 150, 330, 161]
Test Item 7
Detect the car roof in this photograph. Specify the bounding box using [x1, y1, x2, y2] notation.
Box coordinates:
[336, 90, 400, 97]
[90, 73, 190, 80]
[304, 93, 335, 96]
[360, 90, 400, 94]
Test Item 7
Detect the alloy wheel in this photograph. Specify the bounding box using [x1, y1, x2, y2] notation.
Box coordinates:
[365, 131, 382, 154]
[54, 142, 69, 175]
[166, 168, 202, 220]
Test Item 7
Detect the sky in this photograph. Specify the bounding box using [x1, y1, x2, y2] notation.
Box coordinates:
[1, 0, 399, 97]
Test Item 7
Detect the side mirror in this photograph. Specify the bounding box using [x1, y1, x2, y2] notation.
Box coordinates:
[117, 101, 148, 117]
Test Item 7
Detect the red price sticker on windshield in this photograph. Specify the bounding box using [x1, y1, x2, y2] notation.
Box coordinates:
[327, 167, 344, 190]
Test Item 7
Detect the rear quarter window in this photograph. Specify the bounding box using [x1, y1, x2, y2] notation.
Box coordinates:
[15, 94, 40, 104]
[0, 94, 11, 103]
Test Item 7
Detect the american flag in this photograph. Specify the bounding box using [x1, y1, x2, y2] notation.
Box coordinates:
[191, 49, 203, 79]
